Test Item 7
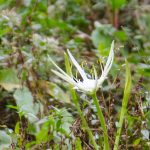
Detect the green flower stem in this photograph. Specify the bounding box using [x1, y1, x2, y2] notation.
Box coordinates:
[71, 89, 99, 150]
[64, 52, 98, 150]
[113, 61, 131, 150]
[92, 92, 110, 150]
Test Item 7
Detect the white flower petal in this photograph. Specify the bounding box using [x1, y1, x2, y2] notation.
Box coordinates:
[48, 56, 72, 79]
[67, 49, 88, 80]
[103, 41, 114, 73]
[75, 79, 97, 93]
[51, 69, 76, 85]
[50, 41, 114, 94]
[98, 41, 114, 86]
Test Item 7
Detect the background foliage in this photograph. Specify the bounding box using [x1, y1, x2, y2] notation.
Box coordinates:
[0, 0, 150, 149]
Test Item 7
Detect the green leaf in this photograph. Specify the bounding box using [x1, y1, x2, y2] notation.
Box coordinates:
[0, 130, 11, 149]
[0, 68, 21, 91]
[133, 138, 141, 146]
[91, 23, 115, 56]
[114, 30, 127, 41]
[0, 28, 10, 37]
[107, 0, 126, 10]
[56, 119, 62, 130]
[36, 118, 54, 143]
[75, 137, 82, 150]
[13, 87, 39, 123]
[47, 82, 70, 103]
[15, 122, 20, 134]
[91, 28, 112, 48]
[113, 60, 132, 150]
[59, 108, 74, 135]
[137, 64, 150, 77]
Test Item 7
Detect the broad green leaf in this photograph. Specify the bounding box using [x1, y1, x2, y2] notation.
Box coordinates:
[107, 0, 126, 10]
[0, 28, 10, 37]
[92, 29, 111, 52]
[137, 64, 150, 77]
[36, 117, 55, 143]
[91, 23, 115, 56]
[13, 87, 39, 123]
[133, 138, 141, 146]
[47, 82, 70, 103]
[114, 30, 127, 41]
[0, 130, 11, 149]
[0, 68, 21, 91]
[59, 108, 74, 135]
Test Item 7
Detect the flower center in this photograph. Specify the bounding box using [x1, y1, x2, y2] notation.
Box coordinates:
[76, 79, 97, 92]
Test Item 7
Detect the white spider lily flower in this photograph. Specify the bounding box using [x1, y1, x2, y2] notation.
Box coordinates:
[49, 41, 114, 94]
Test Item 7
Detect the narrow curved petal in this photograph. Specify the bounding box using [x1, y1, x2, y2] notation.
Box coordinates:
[51, 69, 85, 90]
[51, 69, 76, 85]
[98, 41, 114, 87]
[48, 56, 73, 80]
[103, 41, 114, 73]
[67, 49, 88, 80]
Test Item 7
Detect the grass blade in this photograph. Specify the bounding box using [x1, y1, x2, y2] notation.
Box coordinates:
[113, 60, 132, 150]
